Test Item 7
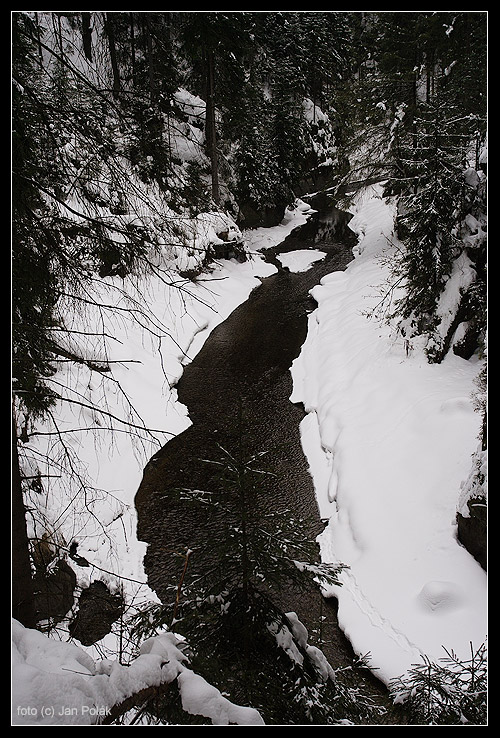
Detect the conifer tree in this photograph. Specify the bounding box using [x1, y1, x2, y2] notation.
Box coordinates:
[379, 12, 487, 362]
[232, 83, 279, 213]
[129, 427, 384, 724]
[177, 12, 254, 206]
[389, 643, 487, 725]
[390, 98, 464, 336]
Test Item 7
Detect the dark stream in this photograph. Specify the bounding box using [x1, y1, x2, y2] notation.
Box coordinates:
[135, 194, 407, 723]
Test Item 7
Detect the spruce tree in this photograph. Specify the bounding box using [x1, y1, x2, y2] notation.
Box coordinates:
[232, 83, 280, 213]
[390, 98, 465, 342]
[128, 435, 386, 724]
[389, 643, 487, 725]
[379, 12, 487, 362]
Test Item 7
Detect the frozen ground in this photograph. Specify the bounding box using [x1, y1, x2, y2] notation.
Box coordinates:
[290, 185, 487, 684]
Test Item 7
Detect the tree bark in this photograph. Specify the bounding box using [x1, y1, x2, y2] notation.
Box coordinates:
[12, 413, 36, 628]
[81, 12, 92, 63]
[34, 12, 44, 68]
[130, 13, 136, 87]
[103, 13, 121, 99]
[145, 16, 157, 103]
[205, 49, 220, 205]
[101, 684, 171, 725]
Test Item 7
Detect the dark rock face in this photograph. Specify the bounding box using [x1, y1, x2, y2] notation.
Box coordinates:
[457, 498, 487, 571]
[237, 201, 287, 229]
[33, 559, 77, 623]
[69, 580, 125, 646]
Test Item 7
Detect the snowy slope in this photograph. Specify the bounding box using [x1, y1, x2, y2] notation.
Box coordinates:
[11, 202, 318, 725]
[290, 184, 487, 684]
[19, 203, 314, 647]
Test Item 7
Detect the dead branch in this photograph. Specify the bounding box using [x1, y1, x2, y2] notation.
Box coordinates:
[100, 683, 172, 725]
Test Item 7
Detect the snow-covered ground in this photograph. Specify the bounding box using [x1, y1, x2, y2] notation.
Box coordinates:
[11, 201, 313, 725]
[290, 184, 487, 685]
[12, 619, 264, 725]
[18, 202, 316, 607]
[12, 189, 486, 722]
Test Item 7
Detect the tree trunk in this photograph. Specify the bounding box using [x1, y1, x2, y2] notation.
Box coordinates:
[12, 413, 36, 628]
[205, 49, 220, 205]
[103, 13, 121, 99]
[34, 12, 44, 68]
[81, 12, 92, 63]
[145, 16, 156, 103]
[130, 13, 136, 87]
[56, 14, 64, 57]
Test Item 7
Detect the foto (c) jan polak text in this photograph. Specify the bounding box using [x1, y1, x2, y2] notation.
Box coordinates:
[17, 705, 110, 719]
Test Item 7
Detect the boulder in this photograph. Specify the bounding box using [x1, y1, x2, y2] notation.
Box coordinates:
[69, 580, 125, 646]
[457, 497, 487, 571]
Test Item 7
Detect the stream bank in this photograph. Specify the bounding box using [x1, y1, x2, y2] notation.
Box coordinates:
[134, 195, 407, 723]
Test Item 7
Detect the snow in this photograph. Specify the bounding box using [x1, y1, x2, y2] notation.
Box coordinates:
[19, 199, 314, 598]
[243, 199, 316, 252]
[13, 186, 486, 720]
[14, 9, 486, 723]
[285, 611, 336, 681]
[177, 671, 264, 726]
[12, 205, 302, 724]
[171, 88, 206, 161]
[21, 228, 279, 613]
[12, 618, 264, 725]
[277, 249, 326, 272]
[458, 445, 487, 517]
[290, 184, 487, 685]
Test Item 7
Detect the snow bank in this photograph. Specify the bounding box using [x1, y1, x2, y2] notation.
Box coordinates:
[244, 199, 316, 252]
[13, 203, 318, 725]
[290, 184, 487, 685]
[278, 249, 326, 272]
[23, 244, 277, 589]
[458, 444, 487, 517]
[12, 619, 263, 725]
[12, 618, 185, 725]
[17, 203, 308, 663]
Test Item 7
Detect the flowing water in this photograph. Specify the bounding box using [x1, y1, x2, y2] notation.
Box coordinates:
[134, 195, 407, 723]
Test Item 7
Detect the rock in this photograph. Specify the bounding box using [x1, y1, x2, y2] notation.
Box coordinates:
[237, 202, 287, 229]
[457, 498, 487, 571]
[33, 559, 77, 622]
[69, 580, 125, 646]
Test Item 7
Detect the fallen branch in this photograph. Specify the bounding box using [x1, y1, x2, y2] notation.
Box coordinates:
[100, 683, 170, 725]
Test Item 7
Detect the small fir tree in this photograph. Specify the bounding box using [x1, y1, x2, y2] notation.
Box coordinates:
[129, 430, 383, 724]
[389, 643, 487, 725]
